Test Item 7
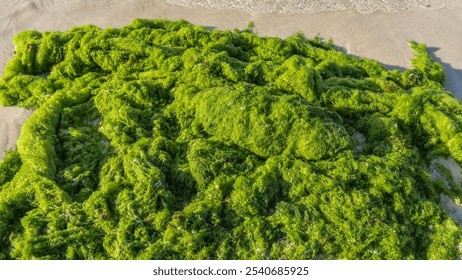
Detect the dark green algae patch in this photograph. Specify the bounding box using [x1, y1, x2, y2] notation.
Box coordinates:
[0, 18, 462, 259]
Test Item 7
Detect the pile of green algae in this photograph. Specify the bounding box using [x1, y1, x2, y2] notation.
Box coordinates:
[0, 18, 461, 259]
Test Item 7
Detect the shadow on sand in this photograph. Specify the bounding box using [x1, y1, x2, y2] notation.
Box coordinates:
[335, 42, 461, 100]
[427, 47, 462, 99]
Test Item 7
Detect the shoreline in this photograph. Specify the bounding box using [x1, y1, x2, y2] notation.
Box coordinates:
[163, 0, 454, 15]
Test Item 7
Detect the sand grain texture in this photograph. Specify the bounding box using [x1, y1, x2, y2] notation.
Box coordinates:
[0, 106, 33, 159]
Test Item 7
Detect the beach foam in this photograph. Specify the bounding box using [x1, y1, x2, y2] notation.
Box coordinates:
[165, 0, 450, 14]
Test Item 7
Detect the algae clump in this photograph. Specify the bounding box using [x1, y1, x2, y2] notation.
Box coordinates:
[0, 18, 462, 260]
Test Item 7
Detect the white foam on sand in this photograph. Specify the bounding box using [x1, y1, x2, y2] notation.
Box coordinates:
[165, 0, 451, 14]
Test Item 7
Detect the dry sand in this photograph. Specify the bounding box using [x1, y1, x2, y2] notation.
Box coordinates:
[0, 106, 33, 159]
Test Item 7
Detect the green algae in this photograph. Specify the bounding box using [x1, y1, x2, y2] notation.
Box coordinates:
[0, 18, 461, 259]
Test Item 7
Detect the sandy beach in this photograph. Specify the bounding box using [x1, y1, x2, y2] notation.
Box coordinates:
[1, 1, 462, 160]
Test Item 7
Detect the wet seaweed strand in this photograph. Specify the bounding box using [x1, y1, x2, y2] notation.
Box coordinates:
[0, 18, 461, 259]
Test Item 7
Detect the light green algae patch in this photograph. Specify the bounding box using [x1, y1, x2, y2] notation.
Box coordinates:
[0, 18, 461, 259]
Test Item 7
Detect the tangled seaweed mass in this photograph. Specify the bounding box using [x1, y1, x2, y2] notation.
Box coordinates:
[0, 19, 462, 259]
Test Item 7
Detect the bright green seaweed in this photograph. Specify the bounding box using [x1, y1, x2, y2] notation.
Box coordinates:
[0, 18, 461, 259]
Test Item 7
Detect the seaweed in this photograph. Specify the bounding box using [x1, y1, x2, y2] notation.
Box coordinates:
[0, 18, 461, 260]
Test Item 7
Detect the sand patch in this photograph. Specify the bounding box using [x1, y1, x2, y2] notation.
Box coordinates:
[430, 157, 462, 191]
[353, 131, 366, 153]
[430, 157, 462, 224]
[0, 106, 33, 160]
[440, 194, 462, 224]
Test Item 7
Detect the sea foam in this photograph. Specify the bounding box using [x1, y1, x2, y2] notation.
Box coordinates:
[164, 0, 449, 14]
